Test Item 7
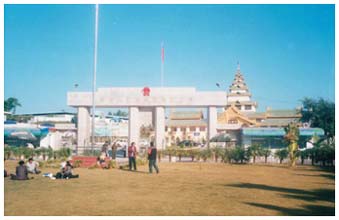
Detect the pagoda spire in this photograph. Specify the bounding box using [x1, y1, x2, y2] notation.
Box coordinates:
[226, 63, 257, 112]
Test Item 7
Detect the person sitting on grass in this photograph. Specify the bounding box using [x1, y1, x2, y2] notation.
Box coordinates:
[97, 152, 109, 169]
[55, 161, 79, 179]
[10, 160, 30, 180]
[26, 158, 41, 174]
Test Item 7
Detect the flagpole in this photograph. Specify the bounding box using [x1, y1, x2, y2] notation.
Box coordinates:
[161, 41, 164, 87]
[92, 4, 99, 149]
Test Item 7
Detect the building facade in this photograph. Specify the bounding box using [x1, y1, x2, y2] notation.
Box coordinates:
[165, 111, 207, 146]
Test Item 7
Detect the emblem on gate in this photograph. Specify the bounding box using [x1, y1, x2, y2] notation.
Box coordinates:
[142, 87, 150, 96]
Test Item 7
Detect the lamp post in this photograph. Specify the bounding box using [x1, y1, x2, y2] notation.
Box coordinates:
[92, 4, 99, 150]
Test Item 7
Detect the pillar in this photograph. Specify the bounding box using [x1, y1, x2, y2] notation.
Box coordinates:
[129, 107, 139, 149]
[207, 106, 217, 147]
[155, 106, 165, 149]
[77, 107, 90, 149]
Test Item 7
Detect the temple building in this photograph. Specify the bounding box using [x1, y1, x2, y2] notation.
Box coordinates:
[164, 64, 324, 149]
[217, 64, 324, 148]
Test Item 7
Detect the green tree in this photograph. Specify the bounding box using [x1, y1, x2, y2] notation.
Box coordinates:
[114, 110, 128, 117]
[300, 98, 335, 142]
[212, 146, 224, 162]
[221, 148, 232, 163]
[230, 146, 248, 164]
[274, 148, 289, 164]
[4, 97, 21, 114]
[315, 142, 335, 166]
[200, 148, 212, 162]
[284, 123, 300, 167]
[247, 144, 264, 164]
[262, 147, 272, 163]
[299, 150, 308, 165]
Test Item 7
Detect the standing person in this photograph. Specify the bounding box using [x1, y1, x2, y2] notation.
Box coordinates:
[111, 142, 118, 160]
[10, 160, 29, 180]
[128, 142, 137, 171]
[102, 141, 109, 157]
[148, 142, 159, 174]
[26, 158, 41, 174]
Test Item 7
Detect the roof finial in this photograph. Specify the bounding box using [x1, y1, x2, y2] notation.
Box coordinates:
[237, 61, 240, 72]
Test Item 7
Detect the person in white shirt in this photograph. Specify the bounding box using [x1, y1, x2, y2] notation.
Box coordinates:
[26, 158, 41, 174]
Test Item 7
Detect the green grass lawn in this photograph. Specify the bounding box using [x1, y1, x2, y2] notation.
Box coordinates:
[4, 160, 335, 216]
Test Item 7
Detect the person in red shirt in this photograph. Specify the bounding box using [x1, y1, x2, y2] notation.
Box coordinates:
[128, 142, 137, 171]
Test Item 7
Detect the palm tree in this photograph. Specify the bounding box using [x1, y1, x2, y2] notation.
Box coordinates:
[247, 144, 263, 164]
[284, 123, 300, 167]
[230, 146, 248, 164]
[213, 146, 224, 162]
[262, 148, 272, 163]
[274, 148, 289, 164]
[4, 97, 21, 114]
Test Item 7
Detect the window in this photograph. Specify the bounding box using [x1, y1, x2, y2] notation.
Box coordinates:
[228, 119, 238, 124]
[245, 105, 252, 110]
[235, 105, 241, 110]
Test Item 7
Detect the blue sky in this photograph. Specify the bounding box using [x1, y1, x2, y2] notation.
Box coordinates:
[4, 4, 335, 114]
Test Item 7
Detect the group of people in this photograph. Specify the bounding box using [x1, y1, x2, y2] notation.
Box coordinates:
[4, 157, 79, 180]
[54, 161, 79, 179]
[5, 141, 159, 180]
[128, 141, 159, 174]
[97, 141, 120, 169]
[5, 158, 41, 180]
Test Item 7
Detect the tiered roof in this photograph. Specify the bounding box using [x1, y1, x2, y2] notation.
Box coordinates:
[228, 64, 250, 94]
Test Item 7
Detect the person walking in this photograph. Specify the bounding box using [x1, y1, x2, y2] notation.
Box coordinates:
[128, 142, 137, 171]
[148, 142, 159, 174]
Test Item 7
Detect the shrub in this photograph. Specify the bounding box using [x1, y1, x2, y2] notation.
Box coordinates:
[38, 161, 46, 168]
[56, 147, 72, 159]
[108, 160, 117, 169]
[136, 157, 147, 166]
[230, 146, 248, 164]
[262, 148, 272, 163]
[221, 148, 232, 163]
[73, 160, 83, 168]
[274, 148, 289, 164]
[163, 147, 177, 162]
[314, 143, 335, 166]
[4, 147, 12, 160]
[175, 148, 186, 162]
[212, 146, 224, 162]
[299, 150, 308, 165]
[83, 149, 101, 157]
[200, 149, 212, 162]
[246, 144, 263, 163]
